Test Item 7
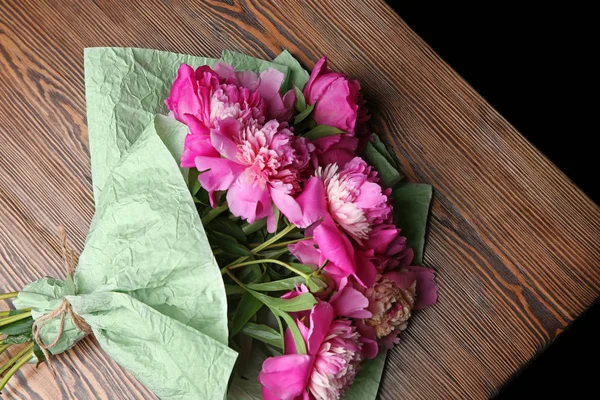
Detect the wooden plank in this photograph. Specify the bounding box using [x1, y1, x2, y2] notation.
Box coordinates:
[0, 0, 598, 398]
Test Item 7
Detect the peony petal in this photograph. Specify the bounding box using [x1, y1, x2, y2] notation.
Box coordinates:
[313, 215, 357, 283]
[354, 249, 377, 288]
[303, 57, 328, 103]
[210, 118, 240, 160]
[312, 76, 357, 133]
[406, 266, 438, 310]
[288, 240, 323, 267]
[258, 354, 313, 400]
[306, 302, 335, 355]
[226, 176, 273, 225]
[330, 284, 372, 319]
[272, 177, 327, 228]
[195, 156, 244, 192]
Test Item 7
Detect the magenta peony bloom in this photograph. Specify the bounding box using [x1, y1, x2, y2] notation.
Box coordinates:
[259, 303, 363, 400]
[311, 134, 358, 168]
[362, 224, 414, 273]
[304, 57, 366, 134]
[166, 62, 312, 231]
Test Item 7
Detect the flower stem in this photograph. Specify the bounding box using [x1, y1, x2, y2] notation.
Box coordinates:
[0, 292, 18, 301]
[223, 224, 297, 272]
[0, 344, 10, 357]
[0, 311, 32, 327]
[0, 308, 31, 318]
[0, 345, 34, 392]
[228, 259, 309, 280]
[261, 236, 312, 249]
[201, 202, 229, 226]
[0, 342, 33, 377]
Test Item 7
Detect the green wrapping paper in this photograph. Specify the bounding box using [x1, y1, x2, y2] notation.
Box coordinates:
[14, 47, 396, 399]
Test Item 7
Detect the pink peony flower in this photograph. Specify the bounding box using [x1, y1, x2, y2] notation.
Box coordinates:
[362, 224, 414, 273]
[311, 134, 358, 168]
[259, 303, 363, 400]
[166, 62, 314, 231]
[356, 267, 438, 349]
[195, 117, 313, 231]
[317, 157, 392, 242]
[304, 57, 366, 134]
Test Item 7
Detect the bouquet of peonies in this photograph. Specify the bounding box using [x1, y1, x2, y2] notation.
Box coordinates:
[0, 48, 438, 399]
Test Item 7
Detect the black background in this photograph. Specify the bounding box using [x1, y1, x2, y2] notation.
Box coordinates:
[385, 3, 598, 398]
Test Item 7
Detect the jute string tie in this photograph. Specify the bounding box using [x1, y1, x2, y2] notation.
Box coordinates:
[31, 226, 92, 376]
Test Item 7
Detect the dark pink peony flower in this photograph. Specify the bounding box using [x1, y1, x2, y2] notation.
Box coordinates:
[304, 57, 366, 134]
[259, 303, 363, 400]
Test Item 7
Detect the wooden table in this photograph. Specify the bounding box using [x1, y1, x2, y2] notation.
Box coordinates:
[1, 1, 598, 398]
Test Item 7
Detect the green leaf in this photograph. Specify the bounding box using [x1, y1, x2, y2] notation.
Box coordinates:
[290, 263, 317, 274]
[230, 292, 264, 337]
[0, 332, 32, 345]
[221, 50, 290, 93]
[365, 141, 402, 188]
[208, 217, 248, 245]
[224, 284, 245, 296]
[342, 352, 387, 399]
[307, 275, 329, 293]
[273, 50, 310, 91]
[207, 230, 252, 256]
[241, 322, 283, 350]
[250, 291, 317, 313]
[303, 124, 344, 140]
[294, 86, 306, 112]
[391, 183, 433, 264]
[247, 276, 305, 292]
[33, 342, 46, 366]
[276, 310, 307, 354]
[293, 103, 315, 125]
[0, 316, 33, 336]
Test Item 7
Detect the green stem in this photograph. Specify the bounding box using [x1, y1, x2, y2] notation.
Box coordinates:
[228, 259, 309, 280]
[201, 202, 229, 226]
[0, 346, 34, 392]
[261, 236, 312, 249]
[0, 342, 33, 377]
[0, 292, 18, 301]
[224, 268, 246, 288]
[241, 219, 267, 235]
[0, 308, 31, 318]
[0, 344, 10, 357]
[0, 311, 32, 327]
[224, 224, 297, 271]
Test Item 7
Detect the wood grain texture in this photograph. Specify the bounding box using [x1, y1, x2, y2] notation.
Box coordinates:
[0, 0, 598, 398]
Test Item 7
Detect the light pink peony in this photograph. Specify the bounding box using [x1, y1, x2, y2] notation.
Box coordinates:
[259, 302, 363, 400]
[195, 117, 313, 231]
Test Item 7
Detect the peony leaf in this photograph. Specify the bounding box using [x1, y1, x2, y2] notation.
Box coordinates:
[0, 332, 32, 345]
[276, 310, 307, 354]
[342, 352, 387, 399]
[293, 103, 315, 125]
[303, 124, 344, 140]
[249, 290, 317, 313]
[294, 86, 307, 112]
[207, 230, 252, 256]
[247, 276, 305, 292]
[391, 183, 433, 265]
[365, 139, 403, 188]
[241, 322, 283, 350]
[230, 292, 264, 337]
[208, 216, 248, 245]
[0, 316, 33, 336]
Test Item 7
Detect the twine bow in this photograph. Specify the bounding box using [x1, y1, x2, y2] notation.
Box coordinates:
[31, 226, 92, 376]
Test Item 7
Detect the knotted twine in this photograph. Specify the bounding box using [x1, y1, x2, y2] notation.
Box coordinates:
[31, 226, 92, 376]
